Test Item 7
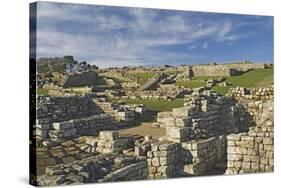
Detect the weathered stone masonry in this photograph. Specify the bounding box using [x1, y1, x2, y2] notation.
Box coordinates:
[35, 96, 116, 141]
[225, 95, 274, 174]
[34, 86, 274, 186]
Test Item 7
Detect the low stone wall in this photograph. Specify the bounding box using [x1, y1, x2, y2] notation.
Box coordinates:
[225, 63, 265, 71]
[228, 86, 273, 100]
[121, 87, 190, 101]
[101, 160, 148, 182]
[94, 99, 145, 122]
[36, 114, 115, 140]
[96, 131, 132, 154]
[191, 63, 265, 77]
[192, 65, 233, 77]
[36, 96, 103, 123]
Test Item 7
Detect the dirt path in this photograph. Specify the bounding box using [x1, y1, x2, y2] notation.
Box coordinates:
[119, 122, 166, 139]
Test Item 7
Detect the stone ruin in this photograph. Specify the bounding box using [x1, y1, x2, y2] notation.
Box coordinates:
[32, 85, 274, 186]
[35, 96, 147, 142]
[93, 98, 147, 124]
[180, 63, 266, 78]
[35, 96, 115, 141]
[155, 88, 242, 135]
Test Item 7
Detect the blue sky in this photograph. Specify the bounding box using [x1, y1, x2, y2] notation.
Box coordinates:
[35, 2, 273, 68]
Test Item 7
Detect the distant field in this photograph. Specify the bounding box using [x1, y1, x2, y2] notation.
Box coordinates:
[212, 68, 273, 95]
[125, 72, 157, 85]
[121, 98, 184, 112]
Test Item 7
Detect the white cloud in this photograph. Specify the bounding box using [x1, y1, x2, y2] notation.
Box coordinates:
[35, 2, 269, 67]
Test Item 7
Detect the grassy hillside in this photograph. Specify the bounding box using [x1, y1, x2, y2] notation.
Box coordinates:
[212, 68, 273, 95]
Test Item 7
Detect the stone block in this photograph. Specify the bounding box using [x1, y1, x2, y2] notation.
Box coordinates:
[53, 122, 74, 130]
[264, 144, 273, 151]
[85, 138, 98, 146]
[227, 134, 241, 141]
[172, 107, 189, 118]
[175, 118, 190, 127]
[227, 146, 247, 155]
[241, 136, 255, 141]
[36, 124, 51, 130]
[251, 162, 259, 170]
[228, 140, 236, 146]
[166, 127, 190, 139]
[157, 112, 172, 118]
[99, 131, 119, 141]
[241, 162, 251, 170]
[159, 143, 177, 151]
[263, 137, 273, 145]
[247, 148, 258, 156]
[152, 158, 160, 167]
[227, 154, 243, 161]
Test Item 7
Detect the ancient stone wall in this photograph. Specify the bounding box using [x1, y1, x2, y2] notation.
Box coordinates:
[228, 86, 274, 101]
[36, 96, 103, 123]
[133, 134, 227, 179]
[36, 114, 116, 141]
[156, 89, 241, 139]
[37, 155, 148, 186]
[123, 86, 190, 101]
[225, 63, 265, 71]
[147, 142, 179, 179]
[190, 63, 265, 77]
[35, 96, 117, 141]
[63, 71, 100, 88]
[181, 136, 227, 175]
[192, 65, 233, 77]
[225, 99, 274, 174]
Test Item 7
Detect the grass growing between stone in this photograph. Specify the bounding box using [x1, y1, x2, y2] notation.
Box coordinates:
[121, 98, 184, 112]
[212, 68, 273, 95]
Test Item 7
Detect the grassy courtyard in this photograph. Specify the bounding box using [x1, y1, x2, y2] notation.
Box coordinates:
[120, 98, 184, 112]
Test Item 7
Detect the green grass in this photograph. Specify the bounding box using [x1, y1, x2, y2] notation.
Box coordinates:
[194, 76, 224, 80]
[212, 86, 231, 95]
[212, 68, 273, 95]
[119, 98, 184, 112]
[175, 80, 205, 88]
[37, 88, 49, 95]
[125, 72, 157, 85]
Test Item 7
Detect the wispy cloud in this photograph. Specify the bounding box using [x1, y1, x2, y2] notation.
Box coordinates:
[35, 2, 273, 67]
[202, 42, 208, 49]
